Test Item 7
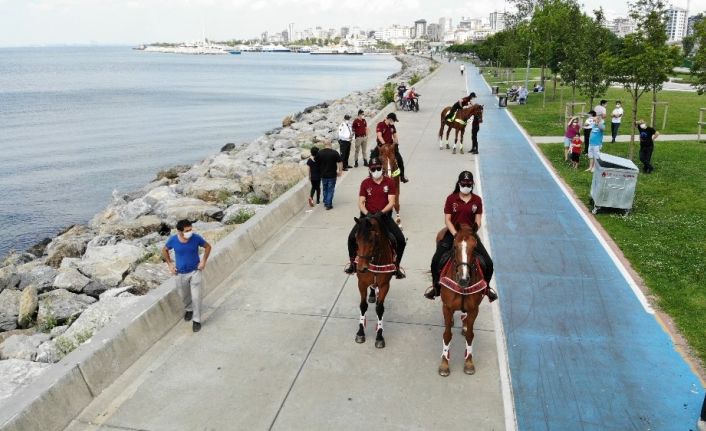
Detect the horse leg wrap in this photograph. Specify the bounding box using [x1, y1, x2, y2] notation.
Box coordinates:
[376, 319, 383, 332]
[460, 312, 468, 322]
[465, 341, 473, 359]
[359, 314, 367, 328]
[442, 340, 451, 360]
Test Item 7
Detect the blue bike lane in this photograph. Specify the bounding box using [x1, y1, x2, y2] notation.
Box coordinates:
[466, 66, 704, 430]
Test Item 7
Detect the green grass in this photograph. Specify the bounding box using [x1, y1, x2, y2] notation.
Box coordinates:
[479, 72, 706, 136]
[539, 140, 706, 365]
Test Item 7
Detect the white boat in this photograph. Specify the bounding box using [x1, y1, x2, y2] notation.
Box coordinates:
[262, 44, 291, 52]
[310, 46, 363, 55]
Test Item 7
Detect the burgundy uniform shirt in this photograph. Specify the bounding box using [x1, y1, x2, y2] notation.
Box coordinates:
[352, 118, 367, 137]
[359, 177, 397, 213]
[444, 192, 483, 226]
[376, 121, 396, 145]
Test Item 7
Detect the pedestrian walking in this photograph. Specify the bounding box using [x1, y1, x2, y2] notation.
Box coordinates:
[460, 64, 465, 75]
[610, 101, 623, 142]
[637, 119, 659, 173]
[564, 116, 581, 161]
[586, 113, 605, 172]
[582, 110, 596, 154]
[307, 146, 321, 207]
[338, 114, 353, 170]
[352, 109, 369, 168]
[162, 220, 212, 333]
[317, 139, 343, 210]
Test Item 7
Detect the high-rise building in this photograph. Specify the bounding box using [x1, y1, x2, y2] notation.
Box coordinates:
[427, 23, 441, 42]
[413, 19, 427, 39]
[288, 23, 295, 42]
[688, 14, 704, 35]
[605, 17, 636, 37]
[489, 11, 506, 32]
[340, 27, 350, 38]
[438, 17, 453, 33]
[666, 6, 688, 41]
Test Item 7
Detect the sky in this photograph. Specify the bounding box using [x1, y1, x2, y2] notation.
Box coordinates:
[0, 0, 701, 47]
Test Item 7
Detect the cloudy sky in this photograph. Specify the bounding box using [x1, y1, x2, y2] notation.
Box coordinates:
[0, 0, 699, 47]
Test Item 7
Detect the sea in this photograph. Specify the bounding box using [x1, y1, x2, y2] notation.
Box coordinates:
[0, 47, 399, 258]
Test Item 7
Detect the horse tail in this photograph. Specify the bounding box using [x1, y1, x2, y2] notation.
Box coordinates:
[439, 107, 450, 138]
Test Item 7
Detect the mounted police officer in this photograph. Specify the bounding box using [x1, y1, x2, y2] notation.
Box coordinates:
[345, 157, 406, 279]
[446, 92, 476, 122]
[370, 112, 409, 183]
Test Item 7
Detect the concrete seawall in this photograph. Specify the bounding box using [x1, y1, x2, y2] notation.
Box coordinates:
[0, 101, 399, 431]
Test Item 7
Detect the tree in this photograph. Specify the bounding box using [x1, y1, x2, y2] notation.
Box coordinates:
[691, 19, 706, 93]
[575, 9, 613, 108]
[682, 34, 696, 57]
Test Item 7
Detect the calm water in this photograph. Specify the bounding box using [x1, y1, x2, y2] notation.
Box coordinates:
[0, 47, 399, 257]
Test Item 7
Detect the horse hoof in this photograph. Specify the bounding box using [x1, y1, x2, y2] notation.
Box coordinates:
[355, 335, 366, 344]
[375, 338, 385, 349]
[367, 294, 376, 304]
[438, 366, 450, 377]
[464, 363, 476, 375]
[460, 149, 465, 154]
[445, 144, 450, 149]
[452, 148, 456, 154]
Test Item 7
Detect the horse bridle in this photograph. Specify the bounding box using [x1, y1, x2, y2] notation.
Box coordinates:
[357, 219, 381, 264]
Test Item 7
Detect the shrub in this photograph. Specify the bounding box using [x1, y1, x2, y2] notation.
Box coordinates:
[225, 209, 255, 225]
[409, 73, 422, 85]
[248, 195, 269, 205]
[379, 82, 396, 108]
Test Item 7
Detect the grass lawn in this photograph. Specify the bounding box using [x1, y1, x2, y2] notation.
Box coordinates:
[539, 140, 706, 366]
[479, 72, 706, 136]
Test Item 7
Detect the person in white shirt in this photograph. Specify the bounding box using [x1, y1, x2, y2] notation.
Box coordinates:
[594, 99, 608, 120]
[338, 114, 353, 171]
[610, 101, 624, 143]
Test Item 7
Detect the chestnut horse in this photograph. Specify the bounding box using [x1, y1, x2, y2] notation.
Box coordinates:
[353, 214, 395, 349]
[377, 143, 402, 228]
[436, 223, 487, 376]
[438, 104, 484, 155]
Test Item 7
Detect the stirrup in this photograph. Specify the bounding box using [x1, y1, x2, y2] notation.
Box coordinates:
[394, 268, 406, 279]
[344, 262, 356, 274]
[424, 285, 437, 300]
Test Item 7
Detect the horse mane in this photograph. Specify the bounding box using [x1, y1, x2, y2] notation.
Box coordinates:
[455, 222, 478, 235]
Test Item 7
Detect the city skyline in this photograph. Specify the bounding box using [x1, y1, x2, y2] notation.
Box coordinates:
[0, 0, 700, 47]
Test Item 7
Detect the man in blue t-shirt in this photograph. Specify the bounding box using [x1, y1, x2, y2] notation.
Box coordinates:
[162, 219, 212, 332]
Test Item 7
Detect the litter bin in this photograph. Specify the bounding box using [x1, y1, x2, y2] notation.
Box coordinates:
[492, 86, 499, 94]
[590, 153, 639, 214]
[498, 94, 508, 108]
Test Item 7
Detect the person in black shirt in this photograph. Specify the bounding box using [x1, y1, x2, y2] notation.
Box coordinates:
[637, 120, 659, 174]
[316, 140, 343, 210]
[306, 146, 321, 207]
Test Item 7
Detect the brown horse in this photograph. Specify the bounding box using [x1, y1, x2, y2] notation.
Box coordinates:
[436, 223, 487, 376]
[438, 104, 484, 154]
[377, 143, 402, 228]
[353, 214, 395, 348]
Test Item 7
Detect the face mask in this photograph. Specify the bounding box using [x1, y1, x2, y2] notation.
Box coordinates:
[639, 124, 646, 129]
[616, 104, 621, 108]
[183, 231, 193, 239]
[371, 170, 383, 180]
[459, 186, 473, 195]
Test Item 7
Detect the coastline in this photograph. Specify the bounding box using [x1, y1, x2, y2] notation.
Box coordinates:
[0, 54, 436, 402]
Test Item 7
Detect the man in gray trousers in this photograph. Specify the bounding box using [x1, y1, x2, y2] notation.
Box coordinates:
[162, 219, 212, 332]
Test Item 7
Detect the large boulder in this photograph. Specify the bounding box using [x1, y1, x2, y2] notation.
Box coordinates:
[83, 281, 110, 298]
[122, 263, 171, 295]
[142, 185, 178, 207]
[45, 225, 95, 267]
[36, 289, 96, 327]
[252, 163, 306, 202]
[0, 265, 20, 291]
[0, 359, 51, 403]
[156, 164, 191, 181]
[52, 267, 90, 293]
[18, 265, 57, 293]
[35, 340, 61, 363]
[91, 197, 152, 228]
[56, 296, 141, 354]
[78, 243, 145, 287]
[17, 286, 38, 329]
[99, 215, 163, 239]
[152, 197, 224, 224]
[0, 289, 21, 331]
[208, 154, 254, 179]
[1, 252, 35, 268]
[185, 177, 241, 202]
[0, 333, 50, 361]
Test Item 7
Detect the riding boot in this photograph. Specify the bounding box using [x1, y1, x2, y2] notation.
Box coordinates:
[424, 283, 440, 300]
[396, 152, 409, 183]
[486, 286, 498, 302]
[344, 259, 356, 274]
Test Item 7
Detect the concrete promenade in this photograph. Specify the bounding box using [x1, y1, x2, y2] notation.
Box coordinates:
[468, 65, 704, 430]
[65, 64, 508, 430]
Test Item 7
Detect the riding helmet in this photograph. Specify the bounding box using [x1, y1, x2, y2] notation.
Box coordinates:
[369, 157, 383, 168]
[458, 170, 474, 185]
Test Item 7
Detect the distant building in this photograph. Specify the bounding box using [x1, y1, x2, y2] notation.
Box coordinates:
[688, 14, 704, 35]
[340, 27, 350, 38]
[413, 19, 427, 39]
[605, 17, 637, 37]
[427, 23, 441, 42]
[666, 6, 688, 41]
[439, 17, 453, 33]
[489, 11, 506, 32]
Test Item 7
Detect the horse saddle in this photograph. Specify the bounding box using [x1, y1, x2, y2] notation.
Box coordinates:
[445, 112, 466, 126]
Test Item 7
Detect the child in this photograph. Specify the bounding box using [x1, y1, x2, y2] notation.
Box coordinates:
[307, 146, 321, 207]
[564, 116, 581, 161]
[570, 135, 582, 169]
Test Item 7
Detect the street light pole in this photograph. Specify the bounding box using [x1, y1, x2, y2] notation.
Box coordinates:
[525, 43, 531, 90]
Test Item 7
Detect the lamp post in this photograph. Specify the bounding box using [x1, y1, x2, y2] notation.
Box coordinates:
[524, 43, 531, 91]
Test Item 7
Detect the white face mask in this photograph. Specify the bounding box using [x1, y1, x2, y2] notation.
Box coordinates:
[182, 231, 193, 239]
[371, 170, 383, 180]
[459, 186, 473, 195]
[639, 124, 646, 129]
[616, 104, 621, 108]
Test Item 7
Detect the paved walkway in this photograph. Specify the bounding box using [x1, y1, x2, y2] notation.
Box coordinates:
[468, 64, 704, 430]
[533, 134, 702, 144]
[65, 64, 508, 430]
